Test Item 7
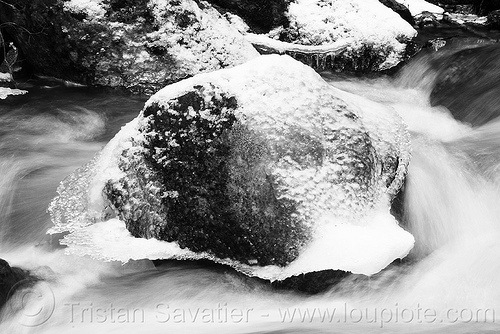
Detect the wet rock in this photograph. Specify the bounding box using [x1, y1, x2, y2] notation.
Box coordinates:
[430, 44, 500, 126]
[0, 0, 258, 95]
[415, 11, 441, 27]
[0, 259, 36, 310]
[272, 270, 350, 294]
[206, 0, 291, 32]
[487, 9, 500, 27]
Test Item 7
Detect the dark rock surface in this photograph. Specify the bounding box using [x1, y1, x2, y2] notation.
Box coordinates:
[430, 44, 500, 126]
[473, 0, 500, 15]
[0, 259, 36, 310]
[379, 0, 416, 25]
[271, 270, 350, 294]
[428, 0, 500, 15]
[487, 9, 500, 27]
[206, 0, 291, 32]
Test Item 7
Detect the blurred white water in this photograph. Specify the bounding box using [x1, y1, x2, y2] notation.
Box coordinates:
[1, 48, 500, 333]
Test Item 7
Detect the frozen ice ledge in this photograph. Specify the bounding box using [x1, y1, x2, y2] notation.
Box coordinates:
[48, 55, 414, 281]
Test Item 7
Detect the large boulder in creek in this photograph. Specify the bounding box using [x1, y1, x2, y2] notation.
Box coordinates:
[48, 55, 414, 281]
[0, 0, 258, 95]
[430, 44, 500, 126]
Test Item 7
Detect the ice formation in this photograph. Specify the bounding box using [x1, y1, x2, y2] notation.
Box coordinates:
[49, 55, 414, 280]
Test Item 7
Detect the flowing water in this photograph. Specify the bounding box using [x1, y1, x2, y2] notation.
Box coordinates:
[1, 42, 500, 333]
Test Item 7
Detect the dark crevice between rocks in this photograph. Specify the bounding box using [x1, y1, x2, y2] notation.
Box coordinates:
[105, 0, 156, 25]
[378, 0, 416, 25]
[205, 0, 291, 33]
[390, 179, 406, 227]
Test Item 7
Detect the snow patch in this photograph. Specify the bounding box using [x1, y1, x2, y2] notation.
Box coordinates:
[0, 72, 12, 82]
[0, 87, 27, 99]
[63, 0, 107, 20]
[445, 13, 487, 25]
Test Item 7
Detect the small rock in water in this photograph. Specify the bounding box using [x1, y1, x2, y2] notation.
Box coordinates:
[0, 259, 37, 310]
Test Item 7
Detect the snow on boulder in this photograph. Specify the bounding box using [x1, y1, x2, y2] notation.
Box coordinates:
[263, 0, 418, 71]
[48, 55, 414, 280]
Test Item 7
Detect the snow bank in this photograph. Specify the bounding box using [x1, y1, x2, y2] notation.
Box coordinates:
[49, 55, 414, 280]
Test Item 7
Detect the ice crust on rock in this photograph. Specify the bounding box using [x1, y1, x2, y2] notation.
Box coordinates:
[49, 55, 414, 279]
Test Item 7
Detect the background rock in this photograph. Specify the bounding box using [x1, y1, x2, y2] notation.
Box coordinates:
[430, 44, 500, 126]
[487, 8, 500, 26]
[0, 259, 36, 310]
[0, 0, 258, 95]
[427, 0, 500, 15]
[206, 0, 291, 32]
[278, 0, 417, 72]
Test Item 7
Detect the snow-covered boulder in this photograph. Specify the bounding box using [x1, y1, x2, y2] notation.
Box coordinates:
[0, 0, 258, 95]
[48, 55, 414, 280]
[271, 0, 417, 71]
